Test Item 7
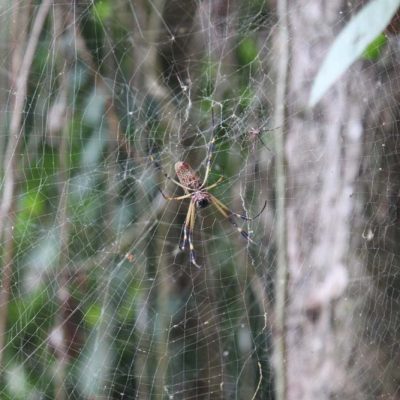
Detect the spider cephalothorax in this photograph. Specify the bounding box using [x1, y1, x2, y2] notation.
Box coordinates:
[192, 191, 211, 208]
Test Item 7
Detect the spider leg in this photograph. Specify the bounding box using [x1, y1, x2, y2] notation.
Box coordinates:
[210, 195, 267, 244]
[211, 197, 255, 243]
[188, 200, 201, 268]
[180, 200, 193, 251]
[203, 176, 224, 191]
[201, 106, 218, 188]
[158, 189, 192, 201]
[158, 190, 193, 253]
[257, 135, 272, 152]
[210, 194, 267, 221]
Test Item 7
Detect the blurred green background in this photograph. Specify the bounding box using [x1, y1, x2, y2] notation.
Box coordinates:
[0, 1, 274, 399]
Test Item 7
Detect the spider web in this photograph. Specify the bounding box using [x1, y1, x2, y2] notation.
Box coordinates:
[0, 1, 399, 399]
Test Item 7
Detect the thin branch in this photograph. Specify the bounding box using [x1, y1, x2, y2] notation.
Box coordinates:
[0, 0, 52, 369]
[273, 0, 289, 399]
[0, 0, 52, 234]
[251, 362, 263, 400]
[52, 6, 72, 400]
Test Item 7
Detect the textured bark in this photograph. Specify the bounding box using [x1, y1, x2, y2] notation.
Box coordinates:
[361, 39, 400, 398]
[281, 2, 371, 399]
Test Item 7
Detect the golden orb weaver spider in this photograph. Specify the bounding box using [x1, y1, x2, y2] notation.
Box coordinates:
[152, 111, 267, 267]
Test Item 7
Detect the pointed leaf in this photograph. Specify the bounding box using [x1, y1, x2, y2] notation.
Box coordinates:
[309, 0, 400, 106]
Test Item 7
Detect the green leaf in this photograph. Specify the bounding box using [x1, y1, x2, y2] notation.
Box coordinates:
[92, 0, 112, 21]
[237, 37, 258, 64]
[310, 0, 400, 106]
[19, 190, 46, 218]
[362, 33, 387, 60]
[85, 304, 102, 327]
[239, 86, 254, 109]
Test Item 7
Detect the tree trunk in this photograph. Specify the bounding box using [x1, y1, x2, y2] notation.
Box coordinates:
[277, 2, 373, 398]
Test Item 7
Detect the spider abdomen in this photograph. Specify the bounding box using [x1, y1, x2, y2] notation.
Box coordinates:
[175, 161, 202, 190]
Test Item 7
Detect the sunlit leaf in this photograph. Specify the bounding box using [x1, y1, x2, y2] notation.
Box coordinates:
[92, 0, 112, 21]
[362, 33, 387, 60]
[309, 0, 400, 106]
[85, 304, 102, 327]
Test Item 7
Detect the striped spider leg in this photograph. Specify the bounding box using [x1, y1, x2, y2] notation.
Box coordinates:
[158, 161, 266, 267]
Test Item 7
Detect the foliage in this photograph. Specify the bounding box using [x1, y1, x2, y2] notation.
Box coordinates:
[310, 0, 400, 106]
[0, 1, 273, 399]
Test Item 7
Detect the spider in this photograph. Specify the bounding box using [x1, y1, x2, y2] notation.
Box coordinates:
[153, 116, 266, 267]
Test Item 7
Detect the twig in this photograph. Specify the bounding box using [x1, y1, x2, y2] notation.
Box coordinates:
[0, 0, 52, 369]
[273, 0, 289, 399]
[51, 5, 73, 400]
[251, 362, 263, 400]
